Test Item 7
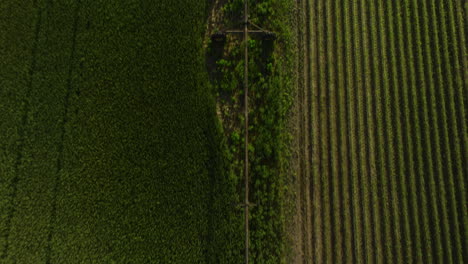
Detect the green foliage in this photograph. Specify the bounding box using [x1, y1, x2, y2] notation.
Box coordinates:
[215, 0, 295, 263]
[0, 0, 241, 263]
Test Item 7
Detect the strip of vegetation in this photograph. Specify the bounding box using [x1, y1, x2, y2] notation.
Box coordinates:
[207, 0, 295, 262]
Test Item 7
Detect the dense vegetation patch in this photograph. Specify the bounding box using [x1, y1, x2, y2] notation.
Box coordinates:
[208, 0, 295, 262]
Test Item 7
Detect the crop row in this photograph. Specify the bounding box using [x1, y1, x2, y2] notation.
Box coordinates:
[305, 0, 467, 263]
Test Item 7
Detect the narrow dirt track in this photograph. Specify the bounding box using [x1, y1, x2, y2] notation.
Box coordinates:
[292, 0, 313, 262]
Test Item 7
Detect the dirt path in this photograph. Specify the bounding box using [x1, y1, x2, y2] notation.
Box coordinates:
[291, 0, 313, 263]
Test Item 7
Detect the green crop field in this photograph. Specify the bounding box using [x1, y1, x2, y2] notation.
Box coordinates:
[0, 0, 243, 263]
[293, 0, 467, 263]
[1, 0, 466, 263]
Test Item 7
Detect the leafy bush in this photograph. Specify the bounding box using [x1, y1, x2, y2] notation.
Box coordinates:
[213, 0, 295, 263]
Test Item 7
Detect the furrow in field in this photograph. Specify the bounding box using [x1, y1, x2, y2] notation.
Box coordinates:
[350, 1, 365, 262]
[436, 1, 464, 261]
[295, 1, 466, 262]
[452, 0, 468, 176]
[387, 1, 413, 262]
[409, 0, 437, 260]
[376, 0, 403, 261]
[308, 0, 320, 262]
[400, 1, 425, 262]
[342, 0, 358, 262]
[450, 1, 468, 259]
[379, 1, 404, 261]
[445, 0, 468, 157]
[367, 0, 388, 262]
[426, 0, 460, 262]
[359, 1, 377, 262]
[304, 0, 313, 260]
[334, 0, 353, 262]
[325, 0, 343, 262]
[454, 1, 468, 145]
[444, 1, 467, 259]
[317, 0, 332, 261]
[417, 0, 447, 262]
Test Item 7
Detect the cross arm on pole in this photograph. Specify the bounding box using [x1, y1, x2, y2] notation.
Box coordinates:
[207, 2, 276, 264]
[225, 29, 265, 34]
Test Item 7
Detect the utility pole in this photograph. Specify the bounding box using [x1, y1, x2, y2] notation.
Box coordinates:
[211, 2, 276, 264]
[243, 1, 250, 263]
